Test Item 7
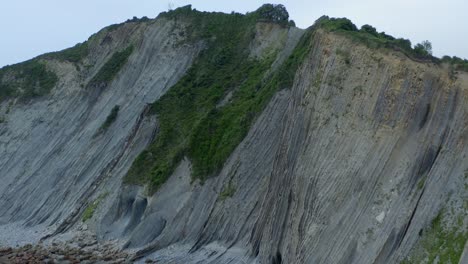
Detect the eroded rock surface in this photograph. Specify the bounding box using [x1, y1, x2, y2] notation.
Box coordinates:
[0, 7, 466, 264]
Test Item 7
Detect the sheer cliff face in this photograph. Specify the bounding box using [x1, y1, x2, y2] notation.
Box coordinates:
[248, 31, 467, 264]
[0, 12, 467, 264]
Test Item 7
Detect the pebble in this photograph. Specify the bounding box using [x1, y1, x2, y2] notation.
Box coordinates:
[0, 233, 130, 263]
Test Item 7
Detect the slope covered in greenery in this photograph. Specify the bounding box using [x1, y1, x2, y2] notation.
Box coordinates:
[0, 59, 58, 102]
[402, 209, 467, 264]
[315, 16, 468, 70]
[124, 4, 309, 193]
[0, 40, 91, 103]
[315, 16, 434, 60]
[88, 46, 134, 88]
[42, 42, 89, 63]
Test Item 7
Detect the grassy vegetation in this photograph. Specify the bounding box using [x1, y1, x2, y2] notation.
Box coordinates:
[41, 42, 89, 63]
[159, 4, 295, 27]
[96, 105, 120, 135]
[106, 16, 151, 32]
[442, 56, 468, 72]
[311, 16, 468, 74]
[87, 46, 134, 88]
[254, 4, 290, 26]
[0, 31, 92, 102]
[417, 176, 426, 190]
[82, 193, 108, 222]
[219, 182, 236, 200]
[316, 16, 468, 71]
[127, 7, 468, 194]
[0, 39, 88, 103]
[125, 5, 311, 193]
[315, 16, 435, 61]
[0, 59, 58, 102]
[402, 210, 467, 264]
[82, 202, 99, 222]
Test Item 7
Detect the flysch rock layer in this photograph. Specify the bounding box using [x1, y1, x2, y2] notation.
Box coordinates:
[0, 15, 467, 264]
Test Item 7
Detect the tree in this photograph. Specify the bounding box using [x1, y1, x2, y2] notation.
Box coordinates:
[330, 18, 358, 31]
[256, 4, 289, 24]
[414, 40, 432, 57]
[360, 24, 378, 36]
[421, 40, 432, 55]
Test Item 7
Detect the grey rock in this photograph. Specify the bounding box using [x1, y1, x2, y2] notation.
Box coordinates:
[1, 12, 467, 264]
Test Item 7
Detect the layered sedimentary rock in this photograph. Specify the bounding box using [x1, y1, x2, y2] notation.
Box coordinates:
[0, 6, 466, 264]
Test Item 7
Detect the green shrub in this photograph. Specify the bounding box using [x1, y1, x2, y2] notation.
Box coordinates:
[160, 4, 295, 27]
[360, 24, 378, 37]
[158, 5, 193, 19]
[88, 46, 134, 88]
[316, 16, 358, 32]
[255, 4, 289, 25]
[441, 56, 468, 72]
[417, 176, 426, 190]
[126, 16, 150, 23]
[106, 16, 152, 32]
[402, 210, 467, 263]
[97, 105, 120, 134]
[414, 40, 432, 57]
[82, 193, 108, 222]
[42, 42, 89, 63]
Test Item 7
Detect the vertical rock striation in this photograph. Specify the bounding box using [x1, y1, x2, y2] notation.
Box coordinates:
[0, 7, 466, 264]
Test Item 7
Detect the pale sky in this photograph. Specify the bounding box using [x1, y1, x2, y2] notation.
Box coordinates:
[1, 0, 467, 67]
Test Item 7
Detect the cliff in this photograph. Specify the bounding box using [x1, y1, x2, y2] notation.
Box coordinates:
[0, 5, 466, 264]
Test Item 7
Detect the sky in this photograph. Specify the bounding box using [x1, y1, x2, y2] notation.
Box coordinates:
[1, 0, 467, 67]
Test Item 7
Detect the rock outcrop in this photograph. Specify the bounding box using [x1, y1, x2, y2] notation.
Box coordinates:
[0, 5, 466, 264]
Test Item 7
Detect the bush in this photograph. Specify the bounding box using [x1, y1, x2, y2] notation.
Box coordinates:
[97, 105, 120, 133]
[42, 42, 89, 63]
[360, 24, 378, 37]
[87, 46, 134, 88]
[414, 40, 432, 57]
[392, 38, 412, 51]
[402, 210, 467, 263]
[316, 16, 358, 32]
[158, 5, 193, 19]
[82, 193, 108, 222]
[255, 4, 289, 24]
[441, 56, 468, 72]
[126, 16, 150, 23]
[107, 15, 152, 32]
